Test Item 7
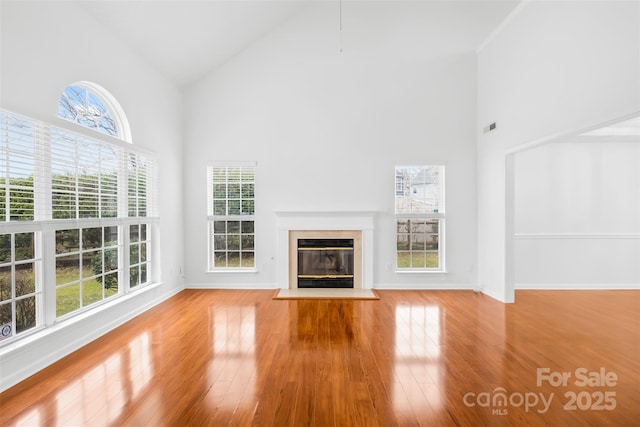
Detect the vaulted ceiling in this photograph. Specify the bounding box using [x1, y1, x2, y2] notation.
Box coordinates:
[81, 0, 521, 89]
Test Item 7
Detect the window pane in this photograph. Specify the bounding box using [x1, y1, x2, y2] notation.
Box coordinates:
[140, 264, 147, 284]
[213, 221, 226, 234]
[227, 221, 240, 234]
[130, 244, 140, 265]
[426, 252, 439, 269]
[57, 283, 80, 317]
[214, 252, 226, 268]
[140, 243, 147, 262]
[82, 278, 102, 307]
[130, 266, 140, 288]
[241, 221, 254, 234]
[213, 183, 226, 198]
[15, 296, 36, 333]
[0, 267, 11, 302]
[242, 200, 254, 215]
[56, 229, 79, 254]
[214, 235, 227, 251]
[228, 200, 241, 215]
[83, 228, 102, 250]
[103, 248, 118, 274]
[56, 254, 80, 285]
[104, 227, 118, 247]
[241, 235, 254, 250]
[397, 251, 410, 268]
[15, 233, 34, 261]
[15, 263, 35, 297]
[242, 252, 255, 268]
[130, 224, 139, 243]
[140, 224, 147, 241]
[0, 235, 11, 263]
[104, 272, 118, 293]
[0, 302, 11, 331]
[228, 235, 240, 251]
[411, 252, 426, 269]
[228, 183, 240, 199]
[228, 252, 240, 267]
[214, 200, 227, 215]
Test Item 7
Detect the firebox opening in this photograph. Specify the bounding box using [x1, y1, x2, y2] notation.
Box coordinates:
[297, 238, 354, 288]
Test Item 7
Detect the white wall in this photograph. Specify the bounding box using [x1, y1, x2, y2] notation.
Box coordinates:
[514, 141, 640, 288]
[0, 2, 184, 391]
[477, 0, 640, 301]
[183, 3, 478, 289]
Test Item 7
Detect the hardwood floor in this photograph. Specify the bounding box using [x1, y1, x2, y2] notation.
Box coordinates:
[0, 289, 638, 426]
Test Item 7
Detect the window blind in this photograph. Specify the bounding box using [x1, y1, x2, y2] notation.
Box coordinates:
[0, 110, 158, 222]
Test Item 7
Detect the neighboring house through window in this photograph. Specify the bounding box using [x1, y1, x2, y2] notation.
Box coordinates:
[395, 165, 445, 271]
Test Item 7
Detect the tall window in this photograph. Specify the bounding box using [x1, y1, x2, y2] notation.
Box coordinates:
[0, 103, 157, 343]
[207, 164, 255, 270]
[395, 165, 445, 271]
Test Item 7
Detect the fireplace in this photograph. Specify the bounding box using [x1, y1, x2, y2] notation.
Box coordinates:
[297, 238, 354, 288]
[275, 211, 376, 290]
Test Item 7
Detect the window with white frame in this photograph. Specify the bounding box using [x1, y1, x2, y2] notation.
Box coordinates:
[395, 165, 445, 271]
[207, 164, 255, 270]
[0, 102, 157, 342]
[58, 82, 132, 142]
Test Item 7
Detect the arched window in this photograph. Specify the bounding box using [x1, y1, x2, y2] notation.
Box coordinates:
[58, 81, 132, 142]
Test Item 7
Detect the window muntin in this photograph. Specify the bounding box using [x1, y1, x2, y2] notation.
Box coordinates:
[0, 109, 158, 342]
[395, 165, 445, 271]
[0, 232, 40, 340]
[207, 165, 256, 270]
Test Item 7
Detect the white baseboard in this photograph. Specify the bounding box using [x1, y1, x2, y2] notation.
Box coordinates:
[185, 282, 278, 290]
[373, 283, 473, 290]
[516, 283, 640, 290]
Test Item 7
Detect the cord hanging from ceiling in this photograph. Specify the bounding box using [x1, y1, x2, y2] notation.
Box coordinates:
[339, 0, 343, 53]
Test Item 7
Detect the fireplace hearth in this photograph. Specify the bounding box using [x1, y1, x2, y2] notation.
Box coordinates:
[297, 238, 354, 288]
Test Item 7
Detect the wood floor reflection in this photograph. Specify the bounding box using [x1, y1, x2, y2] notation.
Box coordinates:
[1, 289, 638, 426]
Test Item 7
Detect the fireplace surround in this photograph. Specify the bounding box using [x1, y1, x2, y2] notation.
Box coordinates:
[275, 211, 375, 289]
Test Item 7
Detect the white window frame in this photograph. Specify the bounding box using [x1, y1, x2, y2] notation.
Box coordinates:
[207, 162, 256, 272]
[395, 165, 446, 273]
[0, 109, 158, 345]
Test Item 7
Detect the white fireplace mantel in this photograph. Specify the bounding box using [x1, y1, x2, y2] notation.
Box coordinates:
[275, 211, 377, 289]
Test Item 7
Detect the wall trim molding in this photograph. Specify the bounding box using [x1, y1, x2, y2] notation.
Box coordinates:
[516, 283, 640, 290]
[514, 233, 640, 240]
[185, 282, 278, 290]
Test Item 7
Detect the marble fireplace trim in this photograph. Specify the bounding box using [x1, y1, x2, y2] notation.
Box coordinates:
[275, 211, 375, 290]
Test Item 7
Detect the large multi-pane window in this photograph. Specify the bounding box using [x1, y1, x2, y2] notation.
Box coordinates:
[207, 164, 255, 270]
[0, 100, 157, 342]
[395, 165, 445, 271]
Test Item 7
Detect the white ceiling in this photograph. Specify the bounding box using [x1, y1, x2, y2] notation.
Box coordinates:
[81, 0, 521, 89]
